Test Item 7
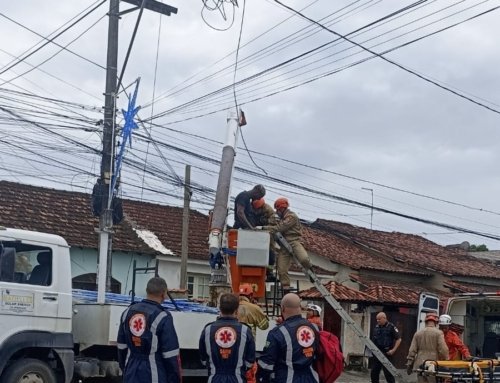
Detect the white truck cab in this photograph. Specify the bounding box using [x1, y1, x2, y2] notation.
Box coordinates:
[0, 227, 74, 382]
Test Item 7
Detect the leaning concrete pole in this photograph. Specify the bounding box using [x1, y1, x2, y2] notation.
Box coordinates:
[208, 110, 241, 305]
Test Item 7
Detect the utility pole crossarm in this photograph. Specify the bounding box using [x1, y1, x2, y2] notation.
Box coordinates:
[121, 0, 177, 15]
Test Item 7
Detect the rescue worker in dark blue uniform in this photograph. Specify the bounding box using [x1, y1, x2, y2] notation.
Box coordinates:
[199, 293, 256, 383]
[257, 293, 319, 383]
[117, 277, 181, 383]
[370, 311, 401, 383]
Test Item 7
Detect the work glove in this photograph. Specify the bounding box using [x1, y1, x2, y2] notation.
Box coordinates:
[464, 355, 473, 361]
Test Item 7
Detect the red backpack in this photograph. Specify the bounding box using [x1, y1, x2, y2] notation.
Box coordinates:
[314, 330, 344, 383]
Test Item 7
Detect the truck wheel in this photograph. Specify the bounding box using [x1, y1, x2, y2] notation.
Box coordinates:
[2, 358, 56, 383]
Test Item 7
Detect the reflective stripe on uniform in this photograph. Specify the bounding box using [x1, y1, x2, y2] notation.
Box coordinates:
[121, 307, 132, 366]
[257, 360, 274, 371]
[204, 324, 216, 383]
[150, 311, 167, 383]
[117, 343, 127, 350]
[280, 326, 294, 383]
[162, 348, 179, 359]
[235, 324, 248, 383]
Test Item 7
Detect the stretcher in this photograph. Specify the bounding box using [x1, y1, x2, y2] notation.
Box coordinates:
[417, 359, 500, 382]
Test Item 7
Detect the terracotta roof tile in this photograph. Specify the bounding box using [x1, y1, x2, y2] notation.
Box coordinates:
[0, 181, 209, 260]
[443, 280, 499, 294]
[302, 225, 427, 276]
[299, 280, 379, 303]
[349, 274, 453, 305]
[312, 219, 500, 280]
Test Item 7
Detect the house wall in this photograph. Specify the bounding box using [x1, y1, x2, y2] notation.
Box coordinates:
[70, 248, 155, 295]
[342, 305, 371, 366]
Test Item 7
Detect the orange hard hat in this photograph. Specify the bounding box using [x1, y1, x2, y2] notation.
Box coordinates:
[274, 197, 289, 210]
[252, 198, 265, 209]
[239, 283, 253, 296]
[425, 313, 439, 323]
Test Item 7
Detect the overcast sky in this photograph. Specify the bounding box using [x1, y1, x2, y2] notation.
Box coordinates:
[1, 0, 499, 249]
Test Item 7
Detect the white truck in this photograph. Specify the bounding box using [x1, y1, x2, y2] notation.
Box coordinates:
[0, 226, 221, 382]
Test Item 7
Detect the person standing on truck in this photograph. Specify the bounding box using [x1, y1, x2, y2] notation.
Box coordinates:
[406, 313, 449, 383]
[439, 314, 471, 360]
[261, 197, 312, 295]
[234, 184, 266, 229]
[252, 197, 277, 281]
[199, 293, 256, 383]
[370, 312, 401, 383]
[256, 293, 319, 383]
[117, 277, 181, 383]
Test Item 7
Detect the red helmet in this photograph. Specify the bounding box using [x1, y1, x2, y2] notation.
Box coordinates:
[239, 283, 253, 296]
[425, 313, 439, 323]
[274, 197, 289, 210]
[252, 198, 265, 209]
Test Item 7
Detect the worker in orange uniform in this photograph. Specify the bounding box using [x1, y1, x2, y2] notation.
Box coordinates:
[261, 197, 312, 295]
[439, 314, 471, 360]
[237, 283, 269, 383]
[306, 303, 323, 331]
[252, 198, 277, 281]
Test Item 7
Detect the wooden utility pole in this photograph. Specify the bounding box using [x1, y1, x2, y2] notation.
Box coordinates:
[180, 165, 191, 290]
[97, 0, 177, 304]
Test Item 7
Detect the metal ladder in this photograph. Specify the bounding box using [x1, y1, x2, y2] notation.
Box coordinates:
[275, 232, 407, 383]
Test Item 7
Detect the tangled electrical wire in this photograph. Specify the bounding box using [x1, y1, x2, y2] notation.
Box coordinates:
[201, 0, 240, 31]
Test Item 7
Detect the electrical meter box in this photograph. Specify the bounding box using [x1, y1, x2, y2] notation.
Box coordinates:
[236, 230, 270, 267]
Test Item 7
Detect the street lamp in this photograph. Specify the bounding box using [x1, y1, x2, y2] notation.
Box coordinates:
[361, 187, 373, 230]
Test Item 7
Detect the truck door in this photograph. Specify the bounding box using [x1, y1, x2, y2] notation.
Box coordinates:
[417, 292, 439, 331]
[0, 242, 60, 340]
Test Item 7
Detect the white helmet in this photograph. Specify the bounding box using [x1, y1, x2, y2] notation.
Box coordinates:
[439, 314, 452, 326]
[306, 304, 322, 316]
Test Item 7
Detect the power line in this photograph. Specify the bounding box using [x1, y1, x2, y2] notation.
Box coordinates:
[273, 0, 500, 115]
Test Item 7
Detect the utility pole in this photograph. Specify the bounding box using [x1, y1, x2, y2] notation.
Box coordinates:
[362, 187, 374, 230]
[180, 165, 191, 290]
[97, 0, 178, 304]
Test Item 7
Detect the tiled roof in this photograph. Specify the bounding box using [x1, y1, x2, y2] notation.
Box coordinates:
[349, 274, 453, 305]
[443, 280, 500, 294]
[299, 281, 379, 303]
[302, 225, 428, 276]
[312, 219, 500, 280]
[0, 181, 209, 259]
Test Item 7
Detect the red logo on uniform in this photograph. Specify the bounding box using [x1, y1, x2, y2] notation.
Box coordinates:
[129, 313, 146, 337]
[215, 327, 237, 348]
[296, 325, 315, 348]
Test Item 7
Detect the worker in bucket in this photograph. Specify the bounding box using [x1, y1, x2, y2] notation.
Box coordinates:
[260, 197, 312, 295]
[117, 277, 181, 383]
[406, 313, 448, 382]
[252, 197, 277, 281]
[199, 293, 255, 383]
[439, 314, 471, 360]
[238, 283, 269, 383]
[233, 184, 266, 229]
[306, 303, 323, 331]
[257, 293, 319, 383]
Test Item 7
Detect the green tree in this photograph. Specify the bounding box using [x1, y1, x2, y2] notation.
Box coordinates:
[469, 244, 489, 252]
